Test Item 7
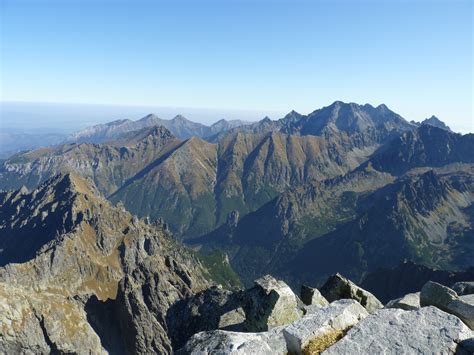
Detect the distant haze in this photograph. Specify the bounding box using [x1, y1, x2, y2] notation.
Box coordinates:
[0, 101, 283, 134]
[0, 101, 472, 135]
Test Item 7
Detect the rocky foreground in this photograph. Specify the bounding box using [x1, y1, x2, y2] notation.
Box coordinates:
[177, 274, 474, 354]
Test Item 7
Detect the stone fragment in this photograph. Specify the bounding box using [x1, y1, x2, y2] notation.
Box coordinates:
[301, 285, 329, 307]
[243, 275, 301, 331]
[320, 273, 383, 313]
[385, 292, 420, 311]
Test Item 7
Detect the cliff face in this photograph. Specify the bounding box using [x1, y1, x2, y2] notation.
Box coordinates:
[0, 173, 210, 353]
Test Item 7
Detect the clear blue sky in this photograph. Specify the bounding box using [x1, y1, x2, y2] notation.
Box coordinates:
[1, 0, 473, 132]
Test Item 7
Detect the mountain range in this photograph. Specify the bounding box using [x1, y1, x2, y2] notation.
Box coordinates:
[1, 100, 472, 290]
[66, 114, 250, 143]
[1, 100, 473, 352]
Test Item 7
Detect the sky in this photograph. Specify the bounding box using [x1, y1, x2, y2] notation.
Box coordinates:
[1, 0, 473, 132]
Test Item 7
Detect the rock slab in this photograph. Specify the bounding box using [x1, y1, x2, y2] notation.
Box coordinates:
[322, 306, 474, 354]
[177, 328, 287, 355]
[301, 285, 329, 307]
[420, 281, 474, 329]
[283, 299, 368, 354]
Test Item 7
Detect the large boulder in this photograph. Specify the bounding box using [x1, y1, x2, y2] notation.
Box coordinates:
[453, 281, 474, 296]
[420, 281, 474, 329]
[300, 285, 329, 307]
[283, 299, 368, 354]
[385, 292, 420, 311]
[320, 273, 383, 313]
[243, 275, 301, 331]
[322, 307, 474, 354]
[177, 328, 287, 355]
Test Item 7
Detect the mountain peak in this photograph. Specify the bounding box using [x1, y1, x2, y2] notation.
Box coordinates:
[140, 113, 161, 122]
[43, 172, 97, 199]
[283, 110, 302, 118]
[0, 172, 101, 265]
[421, 115, 451, 131]
[211, 118, 227, 126]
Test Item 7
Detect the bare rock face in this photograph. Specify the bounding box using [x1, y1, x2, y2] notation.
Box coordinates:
[0, 173, 210, 354]
[0, 283, 106, 354]
[242, 275, 301, 331]
[322, 307, 474, 354]
[300, 285, 329, 307]
[320, 273, 383, 313]
[385, 292, 420, 311]
[283, 299, 368, 354]
[420, 281, 474, 329]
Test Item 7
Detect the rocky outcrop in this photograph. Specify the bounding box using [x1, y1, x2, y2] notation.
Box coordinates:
[420, 281, 474, 329]
[0, 173, 210, 353]
[322, 306, 473, 354]
[177, 274, 474, 355]
[320, 273, 383, 313]
[300, 285, 329, 307]
[242, 275, 301, 331]
[453, 281, 474, 296]
[178, 300, 368, 355]
[283, 299, 368, 354]
[385, 292, 420, 311]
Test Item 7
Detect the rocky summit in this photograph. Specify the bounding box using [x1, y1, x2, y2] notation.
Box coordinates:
[177, 275, 474, 354]
[1, 101, 473, 354]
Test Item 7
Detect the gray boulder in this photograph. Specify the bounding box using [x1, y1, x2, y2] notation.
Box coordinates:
[283, 299, 368, 354]
[420, 281, 474, 329]
[322, 307, 474, 354]
[243, 275, 301, 331]
[177, 328, 287, 355]
[385, 292, 420, 311]
[320, 273, 383, 313]
[453, 281, 474, 296]
[300, 285, 329, 307]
